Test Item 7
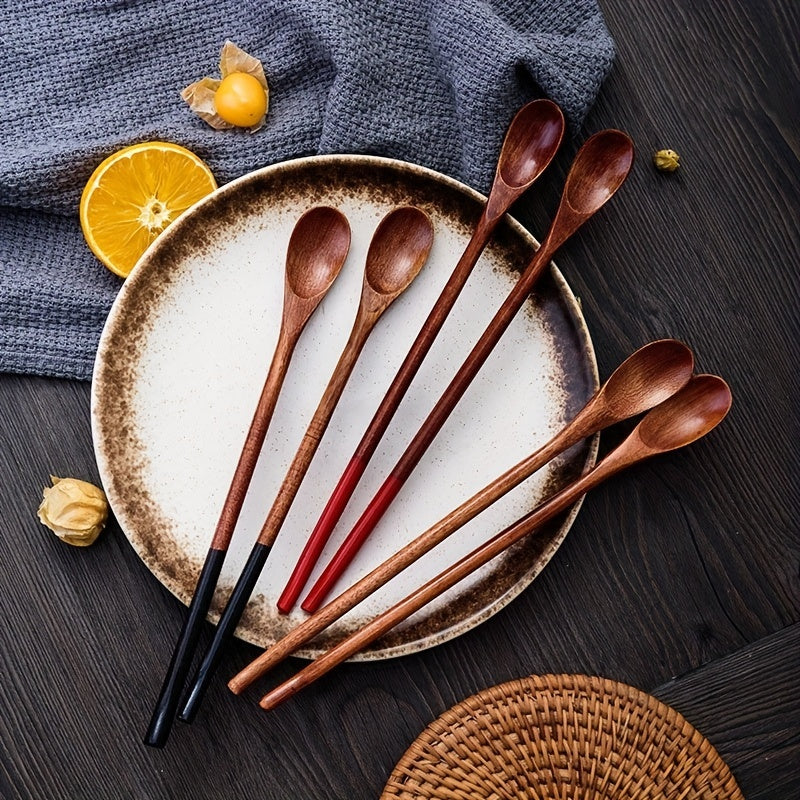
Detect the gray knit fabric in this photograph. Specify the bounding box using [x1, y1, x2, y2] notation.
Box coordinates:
[0, 0, 614, 380]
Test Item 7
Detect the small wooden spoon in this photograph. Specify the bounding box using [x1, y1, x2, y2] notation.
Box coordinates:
[252, 374, 732, 710]
[227, 339, 693, 692]
[176, 207, 433, 723]
[143, 206, 350, 748]
[301, 129, 635, 614]
[277, 100, 566, 612]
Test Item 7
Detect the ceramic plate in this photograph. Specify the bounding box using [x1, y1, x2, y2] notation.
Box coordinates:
[91, 155, 597, 660]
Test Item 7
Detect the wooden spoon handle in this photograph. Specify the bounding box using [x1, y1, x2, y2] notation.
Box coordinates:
[144, 326, 299, 746]
[257, 454, 623, 711]
[210, 327, 298, 549]
[259, 314, 373, 548]
[178, 307, 378, 723]
[144, 547, 226, 746]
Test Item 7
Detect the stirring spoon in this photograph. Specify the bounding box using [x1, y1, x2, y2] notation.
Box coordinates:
[253, 374, 732, 710]
[301, 130, 635, 614]
[143, 206, 350, 747]
[278, 100, 565, 612]
[227, 339, 693, 692]
[177, 207, 433, 722]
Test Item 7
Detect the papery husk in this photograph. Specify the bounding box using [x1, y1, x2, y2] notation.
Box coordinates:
[220, 40, 268, 91]
[180, 77, 233, 131]
[37, 476, 108, 547]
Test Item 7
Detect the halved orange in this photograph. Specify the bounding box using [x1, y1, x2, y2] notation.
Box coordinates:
[79, 141, 217, 278]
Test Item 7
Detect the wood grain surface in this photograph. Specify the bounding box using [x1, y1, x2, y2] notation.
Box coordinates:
[1, 0, 798, 797]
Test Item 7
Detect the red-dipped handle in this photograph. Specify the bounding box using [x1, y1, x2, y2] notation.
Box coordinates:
[301, 475, 404, 612]
[277, 456, 367, 613]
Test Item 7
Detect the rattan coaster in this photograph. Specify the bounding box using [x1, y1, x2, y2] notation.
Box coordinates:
[382, 673, 743, 799]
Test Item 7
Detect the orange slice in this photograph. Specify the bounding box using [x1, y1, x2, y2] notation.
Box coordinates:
[79, 142, 217, 278]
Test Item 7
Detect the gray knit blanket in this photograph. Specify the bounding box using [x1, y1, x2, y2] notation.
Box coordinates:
[0, 0, 614, 380]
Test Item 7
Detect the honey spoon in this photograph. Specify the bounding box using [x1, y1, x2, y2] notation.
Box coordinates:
[252, 374, 732, 710]
[143, 206, 350, 747]
[228, 339, 693, 692]
[177, 207, 433, 722]
[300, 129, 635, 614]
[278, 99, 566, 612]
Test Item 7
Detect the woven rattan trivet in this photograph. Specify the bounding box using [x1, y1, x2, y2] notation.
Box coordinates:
[382, 673, 743, 799]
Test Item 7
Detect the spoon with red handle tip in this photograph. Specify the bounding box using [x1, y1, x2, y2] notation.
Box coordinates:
[277, 99, 565, 613]
[254, 374, 732, 710]
[300, 130, 635, 614]
[143, 206, 350, 748]
[176, 207, 433, 724]
[227, 338, 693, 693]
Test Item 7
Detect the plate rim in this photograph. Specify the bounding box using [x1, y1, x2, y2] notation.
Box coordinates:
[90, 153, 599, 661]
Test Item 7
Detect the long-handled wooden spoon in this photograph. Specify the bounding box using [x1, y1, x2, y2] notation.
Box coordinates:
[277, 100, 565, 612]
[300, 130, 635, 614]
[143, 206, 350, 748]
[252, 374, 732, 710]
[176, 207, 433, 723]
[228, 339, 693, 693]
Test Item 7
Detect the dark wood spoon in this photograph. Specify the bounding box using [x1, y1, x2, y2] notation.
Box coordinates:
[301, 130, 635, 614]
[143, 206, 350, 748]
[251, 374, 732, 710]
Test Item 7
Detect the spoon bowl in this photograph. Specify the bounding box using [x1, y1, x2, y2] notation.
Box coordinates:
[564, 130, 635, 216]
[496, 100, 565, 188]
[598, 339, 695, 420]
[364, 206, 434, 297]
[285, 207, 351, 299]
[638, 374, 732, 452]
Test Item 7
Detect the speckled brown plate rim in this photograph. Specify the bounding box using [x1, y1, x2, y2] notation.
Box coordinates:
[91, 153, 599, 661]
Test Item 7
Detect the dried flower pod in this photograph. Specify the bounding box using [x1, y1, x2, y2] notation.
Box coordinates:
[38, 476, 108, 546]
[653, 149, 681, 172]
[182, 41, 269, 132]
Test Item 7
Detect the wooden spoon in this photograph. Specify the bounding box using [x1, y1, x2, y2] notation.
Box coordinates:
[300, 130, 635, 614]
[227, 339, 693, 692]
[143, 206, 350, 748]
[277, 100, 565, 612]
[252, 374, 732, 710]
[176, 207, 433, 723]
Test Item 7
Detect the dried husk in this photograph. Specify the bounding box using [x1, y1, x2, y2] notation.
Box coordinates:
[37, 476, 108, 547]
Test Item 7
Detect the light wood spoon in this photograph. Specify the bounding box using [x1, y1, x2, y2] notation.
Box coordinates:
[177, 207, 433, 723]
[252, 374, 732, 710]
[228, 339, 694, 692]
[144, 205, 350, 747]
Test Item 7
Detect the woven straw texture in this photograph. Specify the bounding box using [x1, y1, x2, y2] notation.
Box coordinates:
[382, 674, 743, 800]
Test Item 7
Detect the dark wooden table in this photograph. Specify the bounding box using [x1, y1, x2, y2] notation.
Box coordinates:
[2, 1, 797, 797]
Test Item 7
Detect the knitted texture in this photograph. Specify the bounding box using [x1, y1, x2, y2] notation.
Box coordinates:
[0, 0, 614, 380]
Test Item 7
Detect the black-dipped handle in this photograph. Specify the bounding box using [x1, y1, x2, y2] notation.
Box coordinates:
[143, 548, 227, 748]
[178, 543, 272, 724]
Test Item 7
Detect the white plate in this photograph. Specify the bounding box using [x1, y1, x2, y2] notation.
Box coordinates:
[91, 155, 597, 660]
